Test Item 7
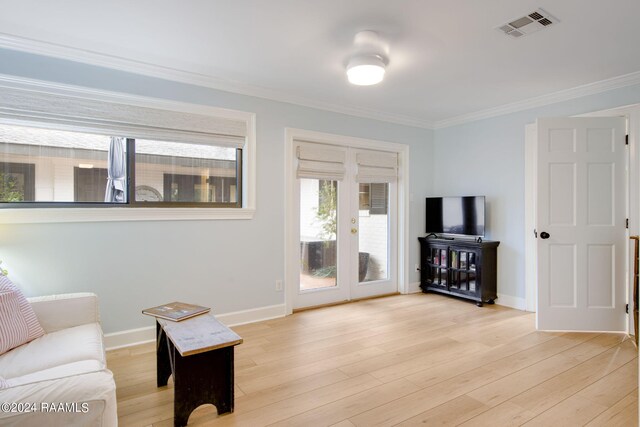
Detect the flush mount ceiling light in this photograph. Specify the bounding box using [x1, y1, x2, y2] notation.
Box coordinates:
[347, 30, 388, 86]
[347, 55, 386, 86]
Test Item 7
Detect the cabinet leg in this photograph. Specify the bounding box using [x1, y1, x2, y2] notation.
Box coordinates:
[476, 301, 483, 307]
[487, 299, 495, 305]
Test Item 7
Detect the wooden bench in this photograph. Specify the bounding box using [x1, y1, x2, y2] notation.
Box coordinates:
[156, 313, 243, 427]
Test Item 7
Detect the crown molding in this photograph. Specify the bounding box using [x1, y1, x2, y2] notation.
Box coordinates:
[2, 33, 639, 131]
[433, 70, 640, 129]
[0, 32, 434, 130]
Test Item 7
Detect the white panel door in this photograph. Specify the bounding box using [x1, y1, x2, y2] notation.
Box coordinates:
[536, 117, 626, 331]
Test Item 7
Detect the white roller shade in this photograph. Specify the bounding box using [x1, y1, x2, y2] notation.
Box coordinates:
[0, 86, 246, 148]
[356, 151, 398, 182]
[296, 143, 346, 180]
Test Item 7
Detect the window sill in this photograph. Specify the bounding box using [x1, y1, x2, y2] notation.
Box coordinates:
[0, 207, 256, 224]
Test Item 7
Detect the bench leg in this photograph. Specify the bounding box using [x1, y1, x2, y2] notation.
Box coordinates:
[173, 346, 234, 427]
[156, 321, 173, 387]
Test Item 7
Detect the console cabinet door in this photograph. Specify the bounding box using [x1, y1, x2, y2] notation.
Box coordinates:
[422, 244, 448, 290]
[448, 248, 479, 298]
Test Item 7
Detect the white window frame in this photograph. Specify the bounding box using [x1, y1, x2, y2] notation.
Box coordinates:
[0, 74, 256, 223]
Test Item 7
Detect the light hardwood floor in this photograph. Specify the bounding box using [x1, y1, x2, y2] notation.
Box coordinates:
[108, 294, 638, 426]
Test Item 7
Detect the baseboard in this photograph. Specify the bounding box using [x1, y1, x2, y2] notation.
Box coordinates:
[216, 304, 286, 327]
[496, 293, 527, 311]
[407, 281, 422, 294]
[104, 303, 286, 350]
[407, 284, 525, 310]
[103, 326, 156, 350]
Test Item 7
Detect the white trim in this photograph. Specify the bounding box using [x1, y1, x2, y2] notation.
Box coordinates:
[284, 129, 296, 315]
[0, 74, 257, 223]
[0, 207, 256, 224]
[524, 124, 537, 313]
[287, 128, 409, 152]
[434, 71, 640, 129]
[408, 281, 422, 294]
[104, 303, 286, 350]
[399, 147, 410, 296]
[0, 33, 433, 130]
[3, 35, 640, 131]
[215, 303, 285, 327]
[3, 34, 640, 131]
[103, 326, 155, 350]
[284, 128, 410, 314]
[534, 329, 630, 334]
[496, 294, 527, 311]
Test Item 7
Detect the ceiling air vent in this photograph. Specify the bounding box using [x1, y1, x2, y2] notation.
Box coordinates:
[496, 8, 558, 38]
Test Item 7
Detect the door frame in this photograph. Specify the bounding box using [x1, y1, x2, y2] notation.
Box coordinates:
[524, 104, 640, 334]
[284, 128, 410, 315]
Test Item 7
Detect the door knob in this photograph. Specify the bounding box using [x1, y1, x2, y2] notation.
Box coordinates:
[351, 228, 358, 234]
[540, 231, 550, 239]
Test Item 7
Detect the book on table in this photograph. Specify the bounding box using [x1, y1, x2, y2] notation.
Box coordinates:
[142, 302, 210, 321]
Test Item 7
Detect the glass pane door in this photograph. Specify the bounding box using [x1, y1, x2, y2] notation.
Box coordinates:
[292, 144, 398, 309]
[299, 179, 338, 291]
[350, 148, 397, 301]
[358, 182, 389, 282]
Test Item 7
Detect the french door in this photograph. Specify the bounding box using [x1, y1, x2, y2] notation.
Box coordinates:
[293, 141, 398, 310]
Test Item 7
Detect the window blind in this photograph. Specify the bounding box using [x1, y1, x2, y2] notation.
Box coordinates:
[356, 151, 397, 183]
[0, 86, 246, 148]
[296, 142, 346, 180]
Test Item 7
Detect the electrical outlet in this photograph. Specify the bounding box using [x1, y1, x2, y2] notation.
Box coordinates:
[275, 280, 283, 291]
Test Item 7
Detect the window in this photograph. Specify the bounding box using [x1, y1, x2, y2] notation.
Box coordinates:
[136, 139, 240, 205]
[0, 123, 242, 207]
[0, 125, 114, 203]
[0, 81, 254, 221]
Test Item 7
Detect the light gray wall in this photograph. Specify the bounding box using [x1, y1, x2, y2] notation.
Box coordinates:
[0, 48, 434, 334]
[432, 84, 640, 300]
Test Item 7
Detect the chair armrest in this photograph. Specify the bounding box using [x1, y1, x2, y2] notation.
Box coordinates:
[27, 293, 100, 333]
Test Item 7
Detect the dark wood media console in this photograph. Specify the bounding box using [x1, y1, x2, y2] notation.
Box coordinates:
[418, 237, 499, 306]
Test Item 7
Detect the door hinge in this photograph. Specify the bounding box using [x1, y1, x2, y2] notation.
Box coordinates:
[625, 134, 629, 145]
[626, 303, 629, 314]
[533, 229, 538, 238]
[626, 218, 629, 229]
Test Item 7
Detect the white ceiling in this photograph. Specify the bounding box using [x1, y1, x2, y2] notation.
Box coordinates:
[1, 0, 639, 128]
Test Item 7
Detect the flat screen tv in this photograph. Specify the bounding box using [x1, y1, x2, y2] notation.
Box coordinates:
[426, 196, 485, 237]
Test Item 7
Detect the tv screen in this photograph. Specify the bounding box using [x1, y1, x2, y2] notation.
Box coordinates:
[426, 196, 485, 237]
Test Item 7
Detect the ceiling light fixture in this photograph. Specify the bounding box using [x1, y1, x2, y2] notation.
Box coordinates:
[347, 30, 388, 86]
[347, 55, 386, 86]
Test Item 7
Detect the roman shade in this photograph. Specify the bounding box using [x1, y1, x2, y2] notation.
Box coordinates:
[296, 142, 346, 180]
[0, 86, 246, 148]
[356, 151, 398, 182]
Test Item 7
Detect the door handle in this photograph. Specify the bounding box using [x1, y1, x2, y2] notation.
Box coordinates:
[351, 228, 358, 234]
[540, 231, 550, 239]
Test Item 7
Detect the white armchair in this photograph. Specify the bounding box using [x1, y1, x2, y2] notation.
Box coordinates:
[0, 293, 117, 427]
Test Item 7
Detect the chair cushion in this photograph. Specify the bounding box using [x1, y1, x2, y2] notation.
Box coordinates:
[0, 323, 105, 379]
[0, 368, 116, 427]
[4, 360, 104, 388]
[0, 275, 45, 356]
